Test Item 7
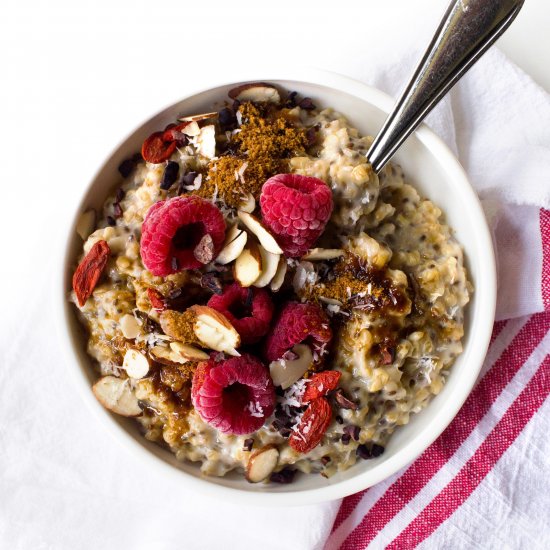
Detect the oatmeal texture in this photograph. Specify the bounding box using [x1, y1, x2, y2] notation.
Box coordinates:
[72, 88, 471, 481]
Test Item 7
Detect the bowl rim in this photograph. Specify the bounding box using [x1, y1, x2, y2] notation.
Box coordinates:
[57, 68, 496, 506]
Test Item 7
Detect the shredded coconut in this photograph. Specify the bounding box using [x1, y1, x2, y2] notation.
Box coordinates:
[246, 401, 264, 418]
[183, 173, 202, 191]
[277, 379, 310, 416]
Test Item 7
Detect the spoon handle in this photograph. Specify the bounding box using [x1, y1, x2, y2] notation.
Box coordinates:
[367, 0, 524, 173]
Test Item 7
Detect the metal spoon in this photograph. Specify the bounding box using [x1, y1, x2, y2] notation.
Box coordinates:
[367, 0, 525, 173]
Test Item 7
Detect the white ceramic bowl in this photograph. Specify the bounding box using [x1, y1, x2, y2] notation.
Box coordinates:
[59, 69, 496, 506]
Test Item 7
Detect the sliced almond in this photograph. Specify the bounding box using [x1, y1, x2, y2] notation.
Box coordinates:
[216, 225, 248, 265]
[123, 348, 150, 379]
[319, 296, 344, 306]
[169, 341, 209, 361]
[269, 344, 313, 389]
[196, 124, 216, 159]
[239, 193, 256, 214]
[178, 111, 218, 123]
[234, 241, 262, 287]
[150, 345, 185, 366]
[302, 248, 344, 261]
[237, 211, 283, 254]
[76, 209, 96, 240]
[190, 305, 241, 356]
[253, 245, 280, 288]
[119, 313, 141, 339]
[270, 257, 288, 292]
[181, 120, 201, 137]
[92, 376, 142, 417]
[228, 83, 281, 104]
[246, 444, 280, 483]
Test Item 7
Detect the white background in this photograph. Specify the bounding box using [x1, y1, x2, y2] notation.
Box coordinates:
[1, 0, 548, 549]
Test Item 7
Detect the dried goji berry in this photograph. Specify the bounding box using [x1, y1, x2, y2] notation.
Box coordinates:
[72, 240, 110, 306]
[162, 121, 191, 143]
[147, 288, 166, 311]
[289, 397, 332, 453]
[302, 370, 341, 403]
[141, 131, 177, 163]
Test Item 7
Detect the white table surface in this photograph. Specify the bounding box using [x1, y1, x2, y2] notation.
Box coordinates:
[495, 0, 550, 92]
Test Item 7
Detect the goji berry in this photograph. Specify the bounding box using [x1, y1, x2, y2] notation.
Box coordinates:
[141, 131, 177, 163]
[302, 370, 341, 403]
[289, 397, 332, 453]
[147, 288, 166, 311]
[72, 240, 110, 306]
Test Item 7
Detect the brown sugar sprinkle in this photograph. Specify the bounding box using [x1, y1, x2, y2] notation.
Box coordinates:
[195, 102, 306, 208]
[146, 367, 194, 428]
[301, 252, 410, 314]
[159, 309, 198, 344]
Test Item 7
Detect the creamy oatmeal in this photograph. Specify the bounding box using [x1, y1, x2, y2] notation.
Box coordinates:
[71, 83, 471, 483]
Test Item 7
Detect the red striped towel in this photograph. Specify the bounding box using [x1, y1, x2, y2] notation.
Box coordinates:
[324, 211, 549, 549]
[321, 44, 550, 549]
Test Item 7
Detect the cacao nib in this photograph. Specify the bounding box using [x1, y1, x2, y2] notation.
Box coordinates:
[218, 107, 237, 131]
[344, 424, 360, 441]
[160, 161, 180, 191]
[334, 389, 359, 410]
[118, 158, 136, 178]
[200, 272, 223, 295]
[356, 444, 385, 460]
[270, 468, 296, 484]
[306, 126, 319, 147]
[356, 445, 372, 459]
[178, 171, 199, 194]
[299, 97, 316, 110]
[286, 91, 298, 108]
[115, 188, 125, 202]
[371, 444, 385, 458]
[279, 428, 292, 438]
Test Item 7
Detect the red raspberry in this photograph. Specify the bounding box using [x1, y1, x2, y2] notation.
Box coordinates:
[260, 174, 333, 257]
[207, 283, 274, 344]
[140, 196, 226, 276]
[265, 301, 332, 362]
[191, 354, 276, 435]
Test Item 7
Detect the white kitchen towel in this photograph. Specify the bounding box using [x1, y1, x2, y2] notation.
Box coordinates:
[331, 45, 550, 320]
[1, 1, 549, 549]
